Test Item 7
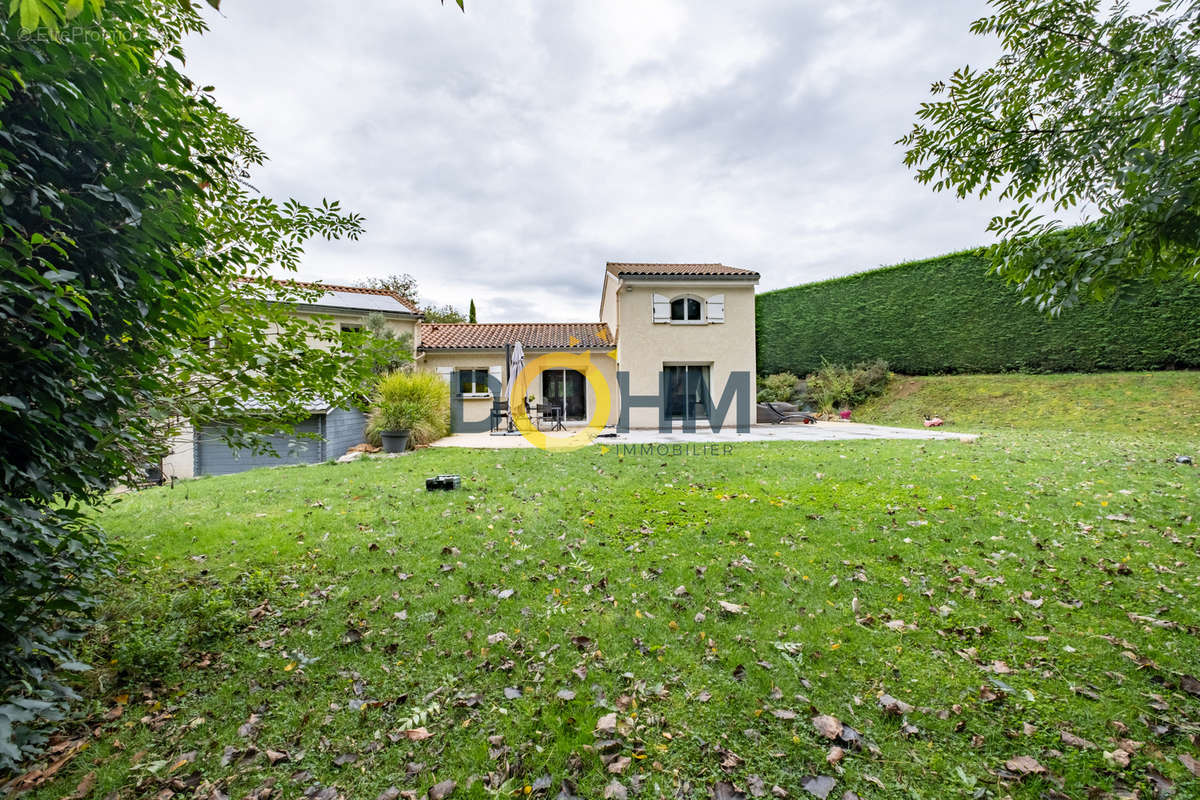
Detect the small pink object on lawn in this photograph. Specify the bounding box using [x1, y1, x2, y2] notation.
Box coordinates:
[840, 409, 852, 420]
[923, 416, 944, 427]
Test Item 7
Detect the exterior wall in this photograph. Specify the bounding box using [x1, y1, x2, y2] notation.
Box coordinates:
[419, 350, 619, 430]
[196, 415, 326, 476]
[163, 424, 196, 480]
[286, 310, 418, 353]
[420, 352, 506, 429]
[324, 407, 368, 459]
[615, 280, 757, 429]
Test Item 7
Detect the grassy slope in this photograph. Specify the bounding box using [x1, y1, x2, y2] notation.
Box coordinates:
[25, 425, 1200, 800]
[855, 371, 1200, 436]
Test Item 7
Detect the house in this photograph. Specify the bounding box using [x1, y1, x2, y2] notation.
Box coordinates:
[161, 283, 421, 479]
[164, 262, 760, 477]
[424, 262, 760, 431]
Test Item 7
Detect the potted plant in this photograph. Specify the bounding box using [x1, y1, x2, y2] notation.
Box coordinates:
[375, 398, 424, 453]
[367, 370, 452, 453]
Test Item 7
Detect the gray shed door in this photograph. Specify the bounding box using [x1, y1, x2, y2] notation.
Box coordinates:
[197, 415, 324, 476]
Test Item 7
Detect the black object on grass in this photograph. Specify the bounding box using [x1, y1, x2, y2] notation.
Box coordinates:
[426, 474, 461, 491]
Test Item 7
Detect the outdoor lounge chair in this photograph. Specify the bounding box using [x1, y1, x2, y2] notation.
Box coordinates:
[762, 402, 817, 425]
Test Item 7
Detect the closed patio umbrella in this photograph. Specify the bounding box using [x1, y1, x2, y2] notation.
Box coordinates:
[502, 342, 526, 433]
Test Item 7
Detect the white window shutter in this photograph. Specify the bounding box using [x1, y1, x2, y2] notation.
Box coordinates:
[435, 366, 453, 384]
[488, 365, 503, 395]
[707, 294, 725, 323]
[652, 293, 670, 323]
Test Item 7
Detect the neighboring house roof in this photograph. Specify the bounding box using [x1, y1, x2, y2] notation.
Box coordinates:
[419, 322, 614, 351]
[271, 280, 421, 315]
[606, 262, 760, 279]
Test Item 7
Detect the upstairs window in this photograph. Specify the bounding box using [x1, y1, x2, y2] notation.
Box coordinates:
[670, 297, 703, 321]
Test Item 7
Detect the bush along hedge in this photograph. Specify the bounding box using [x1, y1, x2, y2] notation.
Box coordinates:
[756, 250, 1200, 375]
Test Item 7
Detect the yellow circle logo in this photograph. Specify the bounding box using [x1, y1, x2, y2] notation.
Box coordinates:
[509, 351, 611, 452]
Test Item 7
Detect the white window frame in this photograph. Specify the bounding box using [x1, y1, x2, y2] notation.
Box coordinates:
[456, 368, 493, 398]
[668, 295, 706, 325]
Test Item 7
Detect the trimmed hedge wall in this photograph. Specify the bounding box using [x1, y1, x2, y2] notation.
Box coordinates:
[756, 251, 1200, 375]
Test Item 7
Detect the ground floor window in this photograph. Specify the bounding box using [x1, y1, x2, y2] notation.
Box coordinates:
[664, 364, 710, 420]
[457, 368, 492, 397]
[542, 369, 586, 421]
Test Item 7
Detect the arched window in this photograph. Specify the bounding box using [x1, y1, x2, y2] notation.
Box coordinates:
[670, 296, 703, 322]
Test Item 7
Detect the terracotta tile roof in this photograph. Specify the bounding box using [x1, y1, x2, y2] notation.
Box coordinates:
[275, 279, 422, 314]
[606, 262, 760, 279]
[419, 322, 613, 350]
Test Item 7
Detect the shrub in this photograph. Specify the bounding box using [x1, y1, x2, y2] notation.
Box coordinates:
[366, 370, 451, 446]
[756, 251, 1200, 376]
[807, 362, 856, 415]
[757, 372, 800, 403]
[806, 360, 892, 414]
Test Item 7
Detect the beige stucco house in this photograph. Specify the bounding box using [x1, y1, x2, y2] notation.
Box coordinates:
[164, 262, 759, 477]
[424, 262, 759, 431]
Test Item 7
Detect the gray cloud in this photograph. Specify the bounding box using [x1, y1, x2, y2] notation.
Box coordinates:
[185, 0, 1010, 322]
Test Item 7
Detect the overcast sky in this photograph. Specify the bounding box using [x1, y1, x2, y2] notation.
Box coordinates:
[184, 0, 1008, 322]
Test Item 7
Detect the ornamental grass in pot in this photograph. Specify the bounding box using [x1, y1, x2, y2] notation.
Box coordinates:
[366, 370, 451, 453]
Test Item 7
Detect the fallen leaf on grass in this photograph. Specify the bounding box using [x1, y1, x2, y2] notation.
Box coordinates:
[1004, 755, 1046, 775]
[826, 746, 845, 765]
[1179, 753, 1200, 778]
[718, 601, 744, 615]
[595, 713, 618, 735]
[265, 749, 289, 766]
[877, 694, 913, 715]
[812, 715, 842, 739]
[607, 755, 631, 774]
[333, 753, 358, 766]
[603, 779, 627, 800]
[1104, 749, 1131, 768]
[238, 713, 262, 738]
[404, 727, 433, 741]
[556, 689, 576, 701]
[771, 709, 797, 720]
[64, 771, 96, 800]
[1059, 731, 1095, 749]
[711, 781, 746, 800]
[428, 779, 456, 799]
[376, 788, 401, 800]
[799, 775, 836, 799]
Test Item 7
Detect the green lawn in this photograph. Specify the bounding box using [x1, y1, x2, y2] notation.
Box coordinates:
[23, 412, 1200, 799]
[855, 370, 1200, 436]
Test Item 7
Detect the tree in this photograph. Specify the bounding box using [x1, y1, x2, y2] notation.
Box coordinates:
[358, 272, 420, 306]
[468, 298, 477, 323]
[423, 303, 469, 323]
[0, 0, 402, 767]
[900, 0, 1200, 313]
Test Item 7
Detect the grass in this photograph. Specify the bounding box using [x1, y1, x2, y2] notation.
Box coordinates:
[854, 370, 1200, 435]
[18, 379, 1200, 800]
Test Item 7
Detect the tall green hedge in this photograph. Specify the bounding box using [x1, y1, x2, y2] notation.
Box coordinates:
[756, 251, 1200, 375]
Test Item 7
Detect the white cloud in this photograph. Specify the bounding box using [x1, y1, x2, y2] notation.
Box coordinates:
[184, 0, 1006, 321]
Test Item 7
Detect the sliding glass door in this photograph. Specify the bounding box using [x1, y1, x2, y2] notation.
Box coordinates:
[542, 369, 587, 421]
[664, 365, 710, 420]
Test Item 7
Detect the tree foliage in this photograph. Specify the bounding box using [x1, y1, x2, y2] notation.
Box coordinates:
[900, 0, 1200, 313]
[0, 0, 402, 768]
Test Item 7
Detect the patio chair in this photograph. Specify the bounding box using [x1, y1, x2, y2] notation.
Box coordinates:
[489, 400, 509, 433]
[762, 402, 817, 425]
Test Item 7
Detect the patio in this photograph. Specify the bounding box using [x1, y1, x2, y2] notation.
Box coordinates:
[429, 421, 976, 448]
